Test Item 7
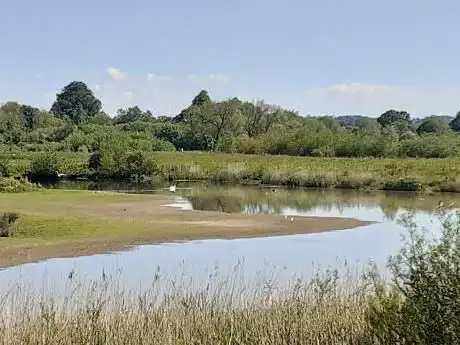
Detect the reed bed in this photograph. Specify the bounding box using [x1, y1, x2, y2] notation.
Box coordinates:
[0, 265, 372, 345]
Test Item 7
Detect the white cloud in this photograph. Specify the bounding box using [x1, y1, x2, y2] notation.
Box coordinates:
[106, 67, 127, 81]
[92, 71, 232, 116]
[208, 73, 229, 84]
[40, 68, 460, 119]
[295, 83, 460, 117]
[188, 73, 230, 85]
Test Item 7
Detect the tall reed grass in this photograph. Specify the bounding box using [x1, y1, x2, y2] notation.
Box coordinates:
[0, 266, 371, 345]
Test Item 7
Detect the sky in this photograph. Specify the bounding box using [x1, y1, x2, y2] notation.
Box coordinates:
[1, 0, 460, 118]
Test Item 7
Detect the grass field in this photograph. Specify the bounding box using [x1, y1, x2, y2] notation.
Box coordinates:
[5, 151, 460, 192]
[0, 189, 367, 266]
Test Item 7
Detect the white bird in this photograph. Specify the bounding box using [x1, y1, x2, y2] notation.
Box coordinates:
[169, 185, 176, 193]
[290, 217, 295, 223]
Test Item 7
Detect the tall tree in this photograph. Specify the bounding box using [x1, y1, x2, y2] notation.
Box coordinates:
[242, 100, 280, 137]
[449, 111, 460, 132]
[50, 81, 102, 124]
[174, 90, 212, 123]
[195, 99, 242, 150]
[191, 90, 211, 107]
[377, 109, 411, 127]
[0, 102, 22, 131]
[20, 104, 40, 131]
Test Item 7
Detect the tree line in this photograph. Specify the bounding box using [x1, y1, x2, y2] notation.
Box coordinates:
[2, 80, 460, 159]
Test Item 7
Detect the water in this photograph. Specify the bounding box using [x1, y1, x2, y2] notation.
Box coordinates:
[0, 183, 457, 296]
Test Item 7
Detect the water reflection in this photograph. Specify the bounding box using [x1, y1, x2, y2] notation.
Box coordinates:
[179, 185, 456, 222]
[0, 183, 457, 296]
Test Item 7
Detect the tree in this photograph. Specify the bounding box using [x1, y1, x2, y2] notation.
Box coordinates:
[194, 99, 242, 150]
[173, 90, 212, 123]
[191, 90, 211, 107]
[20, 104, 40, 131]
[50, 81, 102, 124]
[377, 110, 411, 128]
[241, 101, 281, 137]
[417, 116, 450, 135]
[114, 106, 153, 124]
[449, 111, 460, 132]
[87, 111, 112, 125]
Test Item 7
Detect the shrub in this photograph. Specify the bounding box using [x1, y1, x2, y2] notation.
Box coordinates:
[0, 158, 9, 177]
[0, 177, 38, 192]
[365, 208, 460, 344]
[28, 154, 59, 181]
[382, 178, 420, 191]
[122, 150, 158, 178]
[0, 212, 20, 237]
[88, 151, 103, 171]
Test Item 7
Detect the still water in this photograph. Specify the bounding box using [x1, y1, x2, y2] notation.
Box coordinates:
[0, 183, 457, 295]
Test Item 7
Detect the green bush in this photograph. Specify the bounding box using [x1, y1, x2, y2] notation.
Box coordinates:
[365, 209, 460, 344]
[0, 159, 9, 177]
[88, 151, 103, 171]
[382, 178, 420, 191]
[28, 154, 59, 181]
[0, 212, 20, 237]
[0, 177, 38, 193]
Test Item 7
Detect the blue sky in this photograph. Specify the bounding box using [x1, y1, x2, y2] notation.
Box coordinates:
[1, 0, 460, 117]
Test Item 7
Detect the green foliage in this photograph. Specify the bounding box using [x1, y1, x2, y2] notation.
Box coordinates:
[113, 106, 153, 124]
[0, 211, 20, 237]
[192, 89, 212, 106]
[67, 132, 88, 152]
[48, 121, 74, 142]
[50, 81, 102, 124]
[87, 112, 112, 125]
[377, 109, 411, 127]
[0, 159, 9, 177]
[449, 110, 460, 132]
[3, 79, 460, 184]
[88, 147, 158, 179]
[0, 177, 38, 193]
[366, 209, 460, 344]
[20, 104, 41, 131]
[382, 178, 420, 191]
[28, 154, 60, 181]
[88, 151, 103, 171]
[417, 116, 450, 135]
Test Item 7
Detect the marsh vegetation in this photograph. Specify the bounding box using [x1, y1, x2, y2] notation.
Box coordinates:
[1, 81, 460, 192]
[1, 209, 459, 344]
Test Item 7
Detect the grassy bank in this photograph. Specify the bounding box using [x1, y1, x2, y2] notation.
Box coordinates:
[0, 189, 367, 266]
[4, 151, 460, 192]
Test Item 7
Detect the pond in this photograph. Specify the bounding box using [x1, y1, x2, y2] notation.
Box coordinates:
[0, 182, 457, 296]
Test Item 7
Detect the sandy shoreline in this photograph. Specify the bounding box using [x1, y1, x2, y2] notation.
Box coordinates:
[0, 191, 373, 267]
